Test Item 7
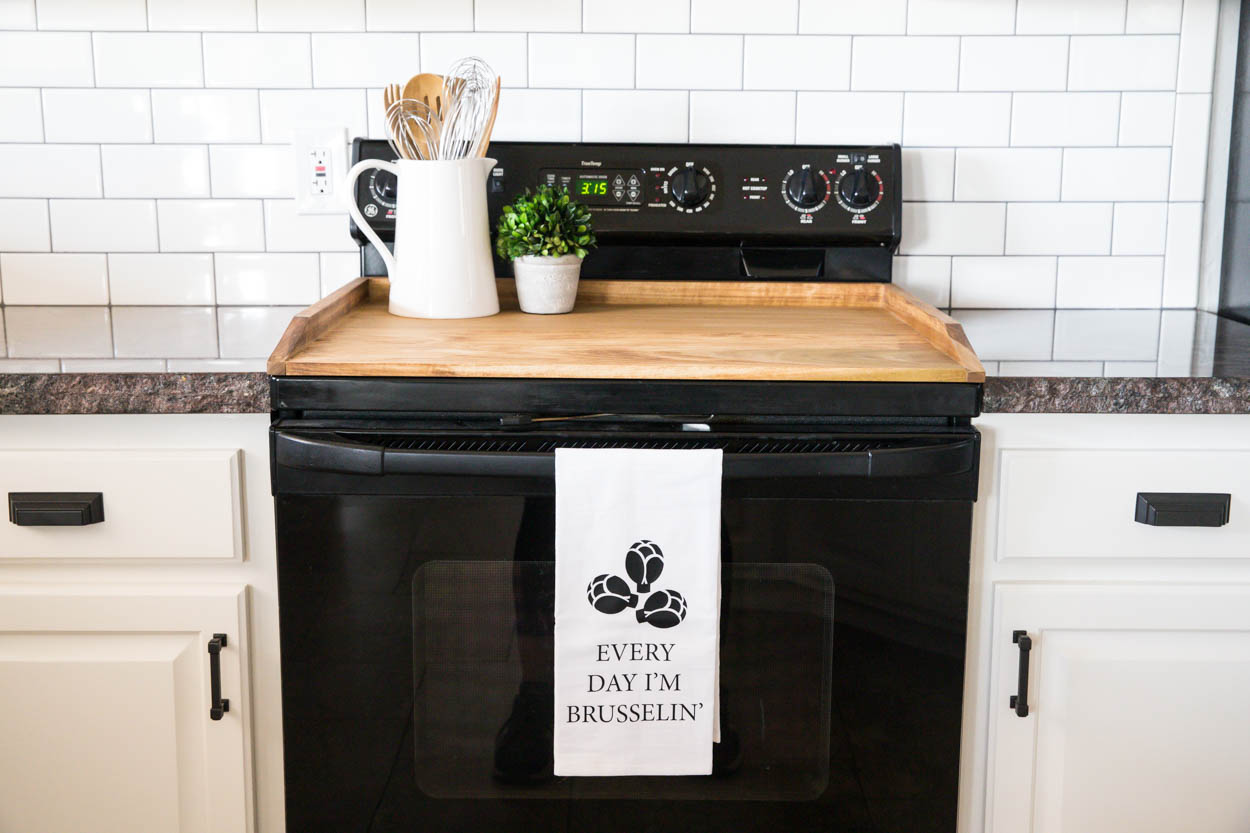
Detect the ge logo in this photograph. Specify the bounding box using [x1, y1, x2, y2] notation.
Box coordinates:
[363, 204, 379, 218]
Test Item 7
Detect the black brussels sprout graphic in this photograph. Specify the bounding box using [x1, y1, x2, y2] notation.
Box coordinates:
[586, 573, 638, 614]
[625, 539, 665, 593]
[635, 589, 687, 629]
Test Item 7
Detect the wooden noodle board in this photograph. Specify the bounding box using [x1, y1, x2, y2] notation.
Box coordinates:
[268, 278, 985, 383]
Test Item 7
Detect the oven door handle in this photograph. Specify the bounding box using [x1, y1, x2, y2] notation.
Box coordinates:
[275, 431, 975, 479]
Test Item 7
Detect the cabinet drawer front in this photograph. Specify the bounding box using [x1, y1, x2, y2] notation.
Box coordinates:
[998, 449, 1250, 559]
[0, 449, 243, 560]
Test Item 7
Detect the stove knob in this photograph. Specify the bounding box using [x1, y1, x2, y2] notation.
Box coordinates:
[374, 169, 398, 200]
[786, 167, 827, 209]
[839, 167, 877, 210]
[669, 166, 711, 208]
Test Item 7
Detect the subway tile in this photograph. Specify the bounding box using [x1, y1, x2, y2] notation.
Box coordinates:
[959, 36, 1068, 91]
[902, 93, 1010, 146]
[582, 91, 688, 143]
[0, 314, 5, 351]
[0, 253, 108, 305]
[1010, 92, 1120, 146]
[951, 256, 1057, 308]
[108, 253, 215, 305]
[799, 0, 906, 34]
[851, 37, 957, 91]
[1169, 94, 1211, 200]
[1006, 203, 1113, 255]
[1118, 92, 1176, 145]
[263, 199, 356, 252]
[1112, 203, 1168, 255]
[61, 359, 167, 372]
[1163, 202, 1202, 307]
[0, 33, 92, 86]
[112, 307, 219, 358]
[0, 199, 50, 252]
[892, 256, 950, 307]
[420, 33, 528, 87]
[0, 90, 42, 142]
[491, 89, 582, 141]
[1017, 0, 1127, 34]
[692, 0, 797, 33]
[93, 34, 204, 88]
[215, 253, 320, 305]
[101, 145, 211, 199]
[956, 309, 1055, 360]
[204, 34, 312, 88]
[320, 252, 360, 297]
[1062, 148, 1171, 201]
[474, 0, 579, 31]
[636, 35, 744, 90]
[1126, 0, 1183, 33]
[158, 200, 265, 252]
[43, 90, 151, 143]
[153, 90, 261, 144]
[690, 92, 795, 143]
[1053, 310, 1161, 361]
[744, 36, 850, 91]
[366, 0, 471, 30]
[4, 306, 112, 358]
[954, 148, 1061, 201]
[0, 1, 35, 28]
[36, 0, 145, 29]
[899, 203, 1005, 255]
[1177, 0, 1219, 92]
[167, 359, 267, 372]
[218, 306, 303, 358]
[997, 361, 1105, 376]
[907, 0, 1016, 34]
[50, 200, 158, 253]
[312, 34, 422, 88]
[1157, 308, 1198, 374]
[529, 35, 635, 89]
[1069, 36, 1179, 90]
[259, 90, 366, 144]
[1056, 256, 1164, 307]
[901, 148, 954, 201]
[584, 0, 689, 32]
[257, 0, 364, 31]
[364, 88, 387, 140]
[0, 145, 100, 198]
[1103, 361, 1159, 376]
[0, 359, 60, 373]
[209, 145, 292, 198]
[148, 0, 256, 31]
[796, 92, 902, 143]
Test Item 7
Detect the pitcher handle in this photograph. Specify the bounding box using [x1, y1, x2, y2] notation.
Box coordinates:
[343, 159, 399, 276]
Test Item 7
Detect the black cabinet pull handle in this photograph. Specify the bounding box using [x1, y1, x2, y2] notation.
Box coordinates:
[1135, 492, 1231, 527]
[8, 492, 104, 526]
[207, 633, 230, 721]
[1009, 630, 1031, 718]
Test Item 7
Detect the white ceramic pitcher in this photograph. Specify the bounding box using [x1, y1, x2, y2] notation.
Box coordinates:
[344, 157, 500, 319]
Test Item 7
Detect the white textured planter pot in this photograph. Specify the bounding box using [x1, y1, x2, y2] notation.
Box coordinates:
[512, 254, 583, 314]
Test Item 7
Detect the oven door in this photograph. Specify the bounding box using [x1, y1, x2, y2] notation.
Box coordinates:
[272, 424, 978, 833]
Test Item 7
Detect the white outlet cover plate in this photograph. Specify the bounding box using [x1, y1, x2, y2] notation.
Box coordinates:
[292, 125, 349, 215]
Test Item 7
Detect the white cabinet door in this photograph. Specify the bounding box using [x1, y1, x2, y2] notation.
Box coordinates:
[985, 583, 1250, 833]
[0, 584, 253, 833]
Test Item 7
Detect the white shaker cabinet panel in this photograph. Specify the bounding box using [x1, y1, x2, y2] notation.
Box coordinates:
[985, 583, 1250, 833]
[0, 584, 254, 833]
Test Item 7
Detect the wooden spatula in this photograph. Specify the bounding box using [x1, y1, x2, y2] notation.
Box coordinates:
[403, 73, 446, 118]
[476, 75, 502, 158]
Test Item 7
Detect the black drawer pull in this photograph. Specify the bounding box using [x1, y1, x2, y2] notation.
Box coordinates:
[8, 492, 104, 526]
[1135, 492, 1230, 527]
[208, 633, 230, 721]
[1009, 630, 1031, 718]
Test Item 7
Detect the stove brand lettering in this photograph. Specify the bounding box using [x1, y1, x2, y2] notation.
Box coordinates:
[585, 539, 688, 629]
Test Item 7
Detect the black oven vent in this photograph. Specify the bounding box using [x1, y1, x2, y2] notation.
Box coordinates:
[338, 432, 922, 455]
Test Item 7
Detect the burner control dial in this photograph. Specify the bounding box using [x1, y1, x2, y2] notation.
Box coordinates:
[834, 166, 884, 213]
[781, 166, 831, 213]
[667, 165, 715, 212]
[368, 169, 398, 209]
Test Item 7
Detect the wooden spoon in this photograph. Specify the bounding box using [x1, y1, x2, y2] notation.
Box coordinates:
[403, 73, 446, 118]
[476, 76, 502, 158]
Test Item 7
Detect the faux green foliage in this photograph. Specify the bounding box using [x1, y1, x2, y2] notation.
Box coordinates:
[495, 185, 596, 261]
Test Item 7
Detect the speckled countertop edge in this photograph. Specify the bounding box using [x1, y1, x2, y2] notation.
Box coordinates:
[1, 373, 1249, 416]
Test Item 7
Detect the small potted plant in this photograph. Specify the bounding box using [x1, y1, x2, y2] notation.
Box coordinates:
[495, 185, 596, 314]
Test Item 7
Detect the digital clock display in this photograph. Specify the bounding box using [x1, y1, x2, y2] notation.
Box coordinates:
[539, 167, 646, 205]
[577, 179, 609, 197]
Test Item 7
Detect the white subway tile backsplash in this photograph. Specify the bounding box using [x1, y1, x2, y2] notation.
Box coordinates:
[1055, 256, 1164, 307]
[312, 34, 423, 88]
[320, 252, 361, 297]
[1163, 201, 1202, 307]
[997, 360, 1104, 376]
[799, 0, 906, 34]
[0, 33, 93, 86]
[692, 0, 797, 34]
[0, 253, 108, 305]
[690, 92, 795, 143]
[102, 145, 211, 199]
[148, 0, 256, 31]
[157, 200, 265, 252]
[205, 34, 312, 88]
[582, 91, 688, 142]
[36, 0, 145, 30]
[61, 359, 167, 372]
[951, 256, 1057, 308]
[1016, 0, 1127, 34]
[956, 308, 1055, 360]
[743, 36, 850, 91]
[0, 0, 35, 28]
[959, 37, 1068, 91]
[0, 359, 60, 372]
[529, 35, 635, 89]
[0, 145, 100, 198]
[899, 203, 1006, 255]
[257, 0, 364, 32]
[954, 148, 1061, 201]
[1010, 92, 1120, 146]
[215, 253, 320, 305]
[1069, 36, 1179, 90]
[475, 0, 579, 32]
[907, 0, 1016, 34]
[167, 358, 266, 372]
[209, 145, 292, 198]
[4, 306, 112, 358]
[1062, 148, 1172, 201]
[1112, 203, 1169, 255]
[420, 33, 528, 86]
[263, 199, 356, 252]
[0, 199, 50, 252]
[1053, 309, 1161, 361]
[491, 89, 581, 141]
[584, 0, 689, 33]
[852, 37, 958, 91]
[0, 90, 42, 142]
[892, 256, 951, 307]
[901, 148, 954, 201]
[112, 307, 219, 358]
[1177, 0, 1219, 92]
[796, 92, 902, 143]
[258, 89, 367, 144]
[1169, 93, 1211, 200]
[366, 0, 471, 31]
[1104, 360, 1159, 376]
[1006, 203, 1113, 255]
[108, 254, 215, 305]
[903, 93, 1011, 146]
[637, 35, 744, 90]
[1118, 92, 1176, 145]
[50, 199, 158, 252]
[43, 90, 151, 144]
[217, 306, 303, 357]
[93, 34, 205, 88]
[154, 90, 261, 143]
[1126, 0, 1183, 33]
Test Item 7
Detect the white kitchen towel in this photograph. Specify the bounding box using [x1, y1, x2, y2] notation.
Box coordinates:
[554, 447, 722, 777]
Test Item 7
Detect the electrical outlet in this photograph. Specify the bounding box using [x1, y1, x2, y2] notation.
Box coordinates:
[292, 126, 348, 214]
